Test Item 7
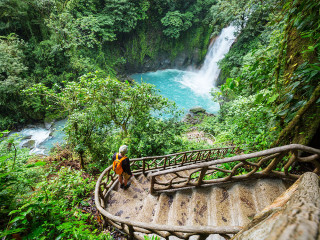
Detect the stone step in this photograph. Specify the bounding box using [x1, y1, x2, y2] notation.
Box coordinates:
[229, 182, 257, 226]
[190, 188, 210, 226]
[153, 193, 174, 225]
[253, 178, 286, 211]
[135, 193, 159, 223]
[209, 186, 233, 226]
[105, 190, 144, 220]
[168, 189, 192, 226]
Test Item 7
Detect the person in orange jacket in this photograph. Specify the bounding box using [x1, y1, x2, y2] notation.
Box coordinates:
[112, 145, 133, 190]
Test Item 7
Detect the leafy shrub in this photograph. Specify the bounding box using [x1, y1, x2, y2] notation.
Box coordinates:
[200, 94, 279, 151]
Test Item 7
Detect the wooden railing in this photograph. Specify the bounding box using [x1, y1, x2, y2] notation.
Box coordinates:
[129, 146, 239, 174]
[95, 144, 320, 239]
[149, 144, 320, 194]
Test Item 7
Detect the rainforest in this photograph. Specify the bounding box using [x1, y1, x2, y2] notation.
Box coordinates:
[1, 0, 320, 239]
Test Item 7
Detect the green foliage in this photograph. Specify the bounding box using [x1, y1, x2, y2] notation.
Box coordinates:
[2, 166, 111, 239]
[161, 10, 193, 39]
[276, 0, 320, 124]
[129, 118, 185, 157]
[0, 0, 221, 130]
[0, 136, 30, 220]
[25, 72, 182, 167]
[0, 133, 111, 239]
[0, 134, 42, 232]
[201, 94, 279, 150]
[144, 235, 160, 240]
[0, 35, 31, 129]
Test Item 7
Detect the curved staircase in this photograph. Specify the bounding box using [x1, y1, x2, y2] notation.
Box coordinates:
[95, 145, 320, 240]
[107, 173, 287, 239]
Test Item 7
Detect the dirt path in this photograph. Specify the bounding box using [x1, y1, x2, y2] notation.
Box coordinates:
[186, 130, 215, 145]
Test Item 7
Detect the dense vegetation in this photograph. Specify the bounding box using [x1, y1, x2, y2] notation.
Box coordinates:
[1, 0, 319, 239]
[205, 0, 320, 150]
[0, 0, 218, 129]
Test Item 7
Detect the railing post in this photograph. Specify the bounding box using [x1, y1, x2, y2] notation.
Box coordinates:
[164, 157, 167, 170]
[150, 176, 155, 195]
[205, 150, 211, 161]
[181, 154, 186, 166]
[128, 224, 134, 240]
[197, 166, 208, 186]
[142, 158, 146, 175]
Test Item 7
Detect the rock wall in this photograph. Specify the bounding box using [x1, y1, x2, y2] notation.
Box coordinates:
[124, 48, 202, 73]
[111, 25, 213, 74]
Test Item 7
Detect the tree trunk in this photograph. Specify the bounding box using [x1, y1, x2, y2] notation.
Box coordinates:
[232, 172, 320, 240]
[272, 84, 320, 147]
[79, 152, 85, 170]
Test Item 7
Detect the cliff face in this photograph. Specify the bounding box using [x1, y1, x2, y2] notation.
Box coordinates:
[106, 25, 213, 74]
[123, 48, 202, 73]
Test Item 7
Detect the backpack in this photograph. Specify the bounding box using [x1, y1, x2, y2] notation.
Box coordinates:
[113, 153, 126, 175]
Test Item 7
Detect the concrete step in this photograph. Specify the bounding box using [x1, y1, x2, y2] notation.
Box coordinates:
[105, 176, 289, 238]
[206, 234, 231, 240]
[136, 174, 150, 192]
[113, 175, 146, 195]
[135, 193, 159, 223]
[130, 176, 149, 196]
[190, 188, 210, 226]
[209, 186, 233, 226]
[253, 178, 286, 211]
[168, 189, 192, 226]
[229, 183, 257, 226]
[105, 190, 144, 220]
[153, 193, 174, 225]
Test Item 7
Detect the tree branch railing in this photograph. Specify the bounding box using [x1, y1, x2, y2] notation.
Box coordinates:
[129, 146, 239, 175]
[149, 144, 320, 194]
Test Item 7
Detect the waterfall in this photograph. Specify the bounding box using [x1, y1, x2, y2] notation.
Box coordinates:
[179, 25, 237, 96]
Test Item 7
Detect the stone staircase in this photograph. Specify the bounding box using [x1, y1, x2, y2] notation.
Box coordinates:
[105, 170, 288, 239]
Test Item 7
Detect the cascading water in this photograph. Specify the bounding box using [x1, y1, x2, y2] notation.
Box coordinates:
[132, 25, 237, 113]
[12, 119, 67, 155]
[178, 25, 237, 96]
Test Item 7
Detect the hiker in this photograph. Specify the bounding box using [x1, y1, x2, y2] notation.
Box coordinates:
[112, 145, 133, 190]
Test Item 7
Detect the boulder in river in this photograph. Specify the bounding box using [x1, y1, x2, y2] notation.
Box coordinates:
[21, 135, 32, 140]
[189, 107, 206, 115]
[44, 119, 55, 130]
[21, 139, 36, 149]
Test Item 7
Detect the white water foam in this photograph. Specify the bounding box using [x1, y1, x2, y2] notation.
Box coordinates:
[179, 25, 237, 96]
[18, 127, 51, 154]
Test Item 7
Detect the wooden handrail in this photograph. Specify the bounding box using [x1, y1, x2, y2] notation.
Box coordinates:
[149, 144, 320, 177]
[149, 144, 320, 194]
[130, 146, 238, 161]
